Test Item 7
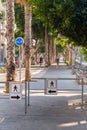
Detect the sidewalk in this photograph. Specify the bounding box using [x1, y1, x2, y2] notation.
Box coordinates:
[0, 63, 87, 130]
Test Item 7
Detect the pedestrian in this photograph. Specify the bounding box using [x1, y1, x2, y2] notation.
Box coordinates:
[56, 55, 59, 67]
[14, 85, 17, 92]
[39, 56, 43, 66]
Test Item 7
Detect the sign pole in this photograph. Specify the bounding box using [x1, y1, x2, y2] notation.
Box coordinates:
[81, 78, 84, 107]
[25, 81, 27, 114]
[28, 81, 30, 106]
[19, 46, 21, 82]
[15, 37, 24, 82]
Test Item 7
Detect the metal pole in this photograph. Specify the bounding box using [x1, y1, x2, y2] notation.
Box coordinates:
[28, 81, 30, 106]
[19, 46, 21, 82]
[44, 79, 47, 94]
[25, 82, 27, 114]
[81, 78, 84, 107]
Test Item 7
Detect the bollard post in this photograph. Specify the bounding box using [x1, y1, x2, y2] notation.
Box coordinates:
[25, 81, 27, 114]
[81, 78, 84, 107]
[28, 81, 30, 106]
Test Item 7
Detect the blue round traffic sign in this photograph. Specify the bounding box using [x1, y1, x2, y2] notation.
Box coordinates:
[15, 37, 24, 46]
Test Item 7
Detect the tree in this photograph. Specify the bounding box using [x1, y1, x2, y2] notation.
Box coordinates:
[24, 3, 32, 81]
[15, 0, 87, 64]
[33, 0, 57, 65]
[47, 0, 87, 46]
[34, 0, 87, 46]
[15, 3, 24, 38]
[16, 0, 32, 81]
[6, 0, 32, 92]
[6, 0, 16, 93]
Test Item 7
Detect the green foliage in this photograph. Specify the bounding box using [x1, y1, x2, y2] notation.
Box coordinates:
[56, 44, 63, 53]
[32, 15, 45, 39]
[0, 11, 5, 21]
[80, 47, 87, 61]
[1, 0, 6, 2]
[38, 42, 45, 53]
[33, 0, 56, 29]
[1, 0, 6, 6]
[56, 38, 69, 47]
[48, 0, 74, 32]
[15, 45, 19, 56]
[55, 37, 68, 53]
[15, 4, 24, 38]
[60, 0, 87, 45]
[15, 0, 87, 47]
[67, 0, 87, 45]
[33, 0, 87, 46]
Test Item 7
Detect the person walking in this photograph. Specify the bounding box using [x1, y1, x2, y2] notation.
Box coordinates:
[56, 55, 59, 67]
[39, 56, 43, 66]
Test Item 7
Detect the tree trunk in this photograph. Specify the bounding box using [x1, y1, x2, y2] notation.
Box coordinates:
[48, 35, 52, 65]
[69, 51, 72, 66]
[50, 36, 56, 64]
[24, 4, 32, 81]
[52, 38, 56, 63]
[6, 0, 16, 93]
[45, 26, 49, 66]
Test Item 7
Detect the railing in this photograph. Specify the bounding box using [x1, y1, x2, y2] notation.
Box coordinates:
[0, 77, 85, 114]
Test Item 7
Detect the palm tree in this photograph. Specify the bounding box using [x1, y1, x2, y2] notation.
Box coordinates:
[6, 0, 16, 93]
[16, 0, 32, 81]
[24, 3, 32, 81]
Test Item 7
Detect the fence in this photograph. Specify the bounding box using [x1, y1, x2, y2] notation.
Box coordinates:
[25, 77, 85, 113]
[0, 77, 86, 114]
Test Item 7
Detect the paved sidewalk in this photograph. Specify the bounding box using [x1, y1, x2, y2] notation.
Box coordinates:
[0, 64, 87, 130]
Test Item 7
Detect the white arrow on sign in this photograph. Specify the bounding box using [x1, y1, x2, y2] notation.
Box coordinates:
[15, 37, 24, 46]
